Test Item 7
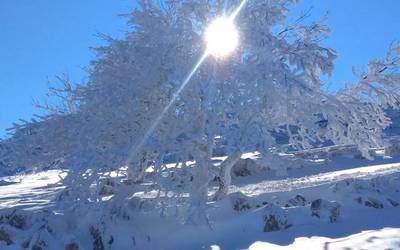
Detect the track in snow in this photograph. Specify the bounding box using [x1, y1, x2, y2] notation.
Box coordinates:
[1, 162, 400, 210]
[233, 162, 400, 196]
[0, 170, 63, 210]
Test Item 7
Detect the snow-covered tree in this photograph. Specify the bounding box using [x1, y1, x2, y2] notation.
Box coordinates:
[1, 0, 399, 220]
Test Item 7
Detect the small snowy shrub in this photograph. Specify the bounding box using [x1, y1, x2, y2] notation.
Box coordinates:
[127, 196, 155, 211]
[311, 199, 341, 223]
[387, 198, 400, 207]
[363, 197, 384, 209]
[31, 240, 47, 250]
[285, 194, 307, 207]
[228, 192, 253, 211]
[89, 226, 105, 250]
[263, 204, 292, 232]
[333, 175, 400, 194]
[0, 228, 13, 246]
[333, 174, 400, 208]
[232, 158, 263, 177]
[65, 242, 79, 250]
[98, 178, 117, 196]
[0, 212, 27, 230]
[385, 140, 400, 156]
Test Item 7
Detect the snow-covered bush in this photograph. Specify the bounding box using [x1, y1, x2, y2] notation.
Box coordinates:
[333, 174, 400, 194]
[263, 204, 292, 232]
[311, 199, 341, 223]
[285, 194, 307, 207]
[228, 191, 254, 211]
[231, 157, 270, 178]
[360, 197, 384, 209]
[332, 174, 400, 208]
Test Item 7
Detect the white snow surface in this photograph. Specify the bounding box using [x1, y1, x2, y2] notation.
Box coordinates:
[1, 155, 400, 249]
[0, 170, 63, 210]
[249, 228, 400, 250]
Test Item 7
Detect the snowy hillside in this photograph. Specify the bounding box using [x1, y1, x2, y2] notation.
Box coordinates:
[1, 151, 399, 249]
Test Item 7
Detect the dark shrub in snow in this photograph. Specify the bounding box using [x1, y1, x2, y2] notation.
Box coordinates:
[0, 212, 27, 230]
[285, 194, 307, 207]
[263, 204, 292, 232]
[232, 158, 263, 177]
[229, 192, 253, 211]
[311, 199, 341, 223]
[333, 175, 400, 194]
[89, 226, 104, 250]
[385, 141, 400, 156]
[364, 197, 384, 209]
[98, 178, 117, 196]
[32, 240, 47, 250]
[127, 196, 155, 211]
[333, 175, 400, 208]
[65, 242, 79, 250]
[0, 227, 13, 245]
[387, 198, 400, 207]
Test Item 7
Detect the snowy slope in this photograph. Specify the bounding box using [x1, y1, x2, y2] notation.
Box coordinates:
[0, 170, 63, 211]
[249, 228, 400, 250]
[0, 156, 400, 249]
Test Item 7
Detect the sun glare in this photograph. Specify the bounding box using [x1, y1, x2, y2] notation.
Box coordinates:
[205, 17, 239, 58]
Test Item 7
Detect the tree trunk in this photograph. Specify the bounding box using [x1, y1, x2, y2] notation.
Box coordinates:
[214, 151, 242, 200]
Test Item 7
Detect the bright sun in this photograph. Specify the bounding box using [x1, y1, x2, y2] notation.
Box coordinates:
[205, 17, 239, 58]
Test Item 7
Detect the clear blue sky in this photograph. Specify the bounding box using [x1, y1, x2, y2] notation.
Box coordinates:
[0, 0, 399, 138]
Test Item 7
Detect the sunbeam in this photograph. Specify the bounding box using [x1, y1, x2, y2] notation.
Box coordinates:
[125, 52, 208, 166]
[229, 0, 248, 21]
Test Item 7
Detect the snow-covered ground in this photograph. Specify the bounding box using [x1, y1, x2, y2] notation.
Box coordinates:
[1, 155, 400, 249]
[236, 161, 400, 196]
[0, 170, 63, 211]
[249, 228, 400, 250]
